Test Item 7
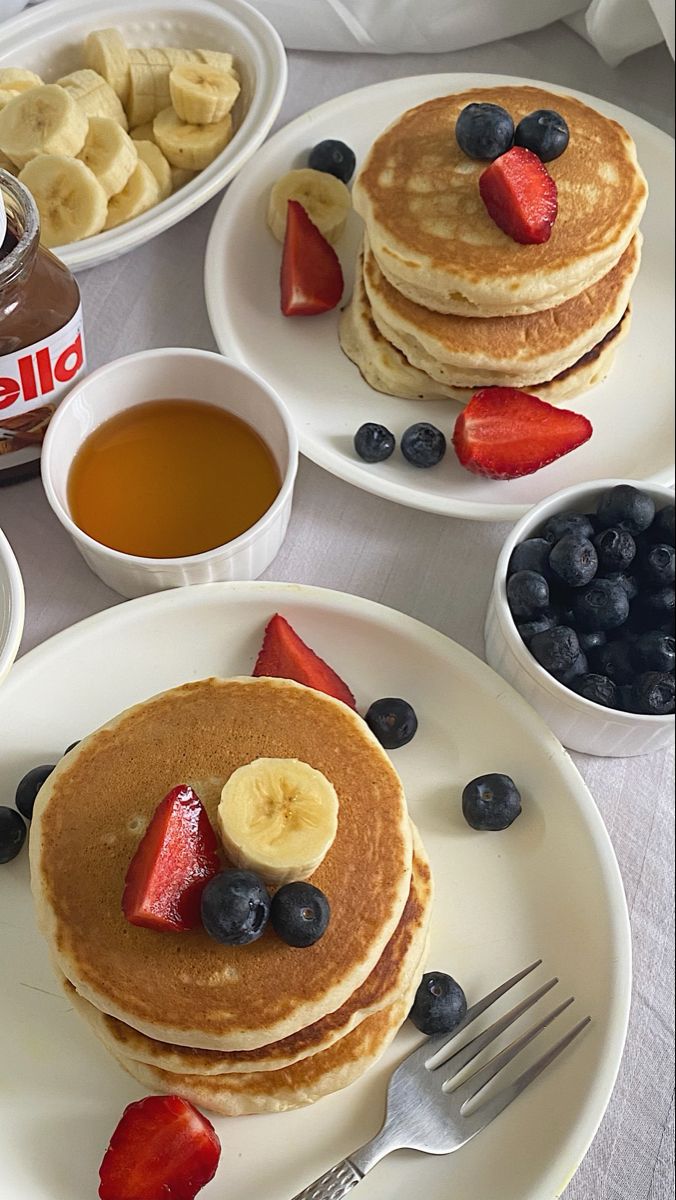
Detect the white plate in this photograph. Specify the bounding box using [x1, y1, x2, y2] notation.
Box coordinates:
[205, 73, 675, 521]
[0, 525, 24, 687]
[0, 0, 287, 271]
[0, 581, 630, 1199]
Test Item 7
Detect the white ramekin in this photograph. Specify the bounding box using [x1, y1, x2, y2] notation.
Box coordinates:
[41, 348, 298, 599]
[0, 526, 24, 687]
[485, 479, 675, 757]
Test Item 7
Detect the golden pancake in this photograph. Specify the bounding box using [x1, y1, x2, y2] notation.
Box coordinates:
[353, 86, 647, 316]
[30, 677, 413, 1051]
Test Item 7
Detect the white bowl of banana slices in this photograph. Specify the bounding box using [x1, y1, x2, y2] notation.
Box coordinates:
[0, 0, 287, 270]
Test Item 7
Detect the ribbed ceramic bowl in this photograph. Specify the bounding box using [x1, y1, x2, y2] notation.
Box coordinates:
[485, 479, 675, 757]
[0, 527, 24, 687]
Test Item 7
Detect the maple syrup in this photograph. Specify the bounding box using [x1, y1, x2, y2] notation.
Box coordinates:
[67, 399, 281, 558]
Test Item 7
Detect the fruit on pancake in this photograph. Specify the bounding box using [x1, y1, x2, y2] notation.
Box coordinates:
[134, 139, 172, 200]
[85, 29, 131, 106]
[354, 422, 396, 463]
[455, 102, 514, 161]
[365, 698, 418, 749]
[0, 807, 26, 864]
[200, 868, 271, 945]
[78, 116, 138, 198]
[0, 85, 88, 168]
[169, 63, 239, 125]
[18, 155, 108, 246]
[98, 1094, 220, 1200]
[515, 108, 570, 163]
[308, 138, 356, 183]
[401, 422, 446, 468]
[253, 612, 356, 707]
[57, 69, 128, 130]
[270, 881, 331, 947]
[280, 199, 344, 316]
[461, 773, 522, 832]
[452, 388, 593, 480]
[479, 146, 558, 244]
[122, 785, 220, 931]
[410, 972, 468, 1035]
[217, 757, 339, 885]
[267, 167, 351, 244]
[103, 160, 161, 229]
[152, 106, 233, 170]
[15, 764, 55, 821]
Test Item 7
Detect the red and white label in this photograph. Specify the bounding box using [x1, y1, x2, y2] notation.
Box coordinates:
[0, 304, 85, 472]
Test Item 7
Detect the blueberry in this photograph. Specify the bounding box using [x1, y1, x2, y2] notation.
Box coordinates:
[508, 538, 553, 579]
[631, 631, 675, 674]
[593, 528, 636, 574]
[455, 102, 514, 161]
[401, 422, 446, 468]
[514, 109, 570, 162]
[578, 630, 607, 654]
[558, 652, 589, 685]
[549, 534, 598, 588]
[200, 870, 270, 946]
[462, 773, 522, 831]
[517, 612, 558, 645]
[631, 672, 675, 716]
[506, 570, 549, 620]
[354, 422, 395, 463]
[590, 639, 635, 685]
[15, 764, 55, 821]
[639, 587, 675, 627]
[572, 578, 630, 631]
[602, 572, 639, 602]
[650, 504, 675, 546]
[530, 625, 580, 674]
[410, 972, 467, 1035]
[541, 511, 595, 544]
[570, 673, 618, 709]
[0, 807, 26, 864]
[63, 741, 80, 756]
[270, 882, 330, 948]
[308, 139, 356, 184]
[597, 485, 656, 535]
[638, 544, 675, 587]
[365, 697, 418, 749]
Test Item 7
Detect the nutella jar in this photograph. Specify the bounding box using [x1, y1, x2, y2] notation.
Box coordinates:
[0, 169, 85, 483]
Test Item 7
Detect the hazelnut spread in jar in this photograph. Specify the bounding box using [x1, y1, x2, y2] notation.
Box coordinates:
[0, 169, 85, 483]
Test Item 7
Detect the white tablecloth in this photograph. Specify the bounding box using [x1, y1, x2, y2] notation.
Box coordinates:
[0, 19, 674, 1199]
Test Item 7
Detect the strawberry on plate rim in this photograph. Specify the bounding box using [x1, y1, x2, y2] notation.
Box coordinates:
[453, 387, 593, 480]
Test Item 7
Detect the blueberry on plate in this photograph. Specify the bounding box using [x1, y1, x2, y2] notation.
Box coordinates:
[354, 422, 395, 463]
[462, 773, 522, 831]
[590, 639, 635, 685]
[578, 629, 607, 654]
[506, 570, 549, 620]
[365, 697, 418, 748]
[401, 422, 446, 467]
[410, 972, 467, 1035]
[572, 578, 630, 631]
[570, 673, 618, 709]
[514, 109, 570, 162]
[541, 511, 595, 544]
[593, 528, 636, 574]
[200, 870, 270, 946]
[270, 882, 330, 948]
[517, 611, 558, 645]
[631, 631, 675, 675]
[548, 534, 598, 588]
[631, 672, 676, 716]
[638, 543, 675, 588]
[650, 504, 675, 546]
[15, 764, 56, 822]
[0, 807, 27, 864]
[596, 485, 656, 535]
[308, 139, 356, 184]
[455, 102, 514, 160]
[508, 538, 553, 579]
[530, 625, 580, 674]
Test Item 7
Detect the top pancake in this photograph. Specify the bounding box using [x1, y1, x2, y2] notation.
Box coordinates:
[353, 86, 648, 316]
[30, 677, 413, 1051]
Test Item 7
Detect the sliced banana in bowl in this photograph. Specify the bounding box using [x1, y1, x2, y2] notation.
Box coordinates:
[78, 116, 137, 198]
[0, 85, 88, 169]
[17, 154, 108, 247]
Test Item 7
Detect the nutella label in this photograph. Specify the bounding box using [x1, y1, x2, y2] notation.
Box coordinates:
[0, 304, 85, 472]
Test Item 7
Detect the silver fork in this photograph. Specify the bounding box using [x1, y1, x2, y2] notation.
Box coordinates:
[291, 960, 590, 1199]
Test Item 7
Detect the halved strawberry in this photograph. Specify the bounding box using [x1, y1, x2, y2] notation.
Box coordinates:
[479, 147, 558, 244]
[453, 387, 593, 480]
[98, 1095, 220, 1200]
[122, 785, 220, 931]
[280, 199, 344, 316]
[253, 613, 356, 708]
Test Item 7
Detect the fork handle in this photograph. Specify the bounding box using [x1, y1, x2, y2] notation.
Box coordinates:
[289, 1158, 363, 1199]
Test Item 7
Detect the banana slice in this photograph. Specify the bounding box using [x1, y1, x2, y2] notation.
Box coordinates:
[57, 69, 128, 131]
[169, 64, 239, 125]
[267, 168, 351, 244]
[85, 29, 130, 105]
[197, 50, 235, 73]
[0, 69, 42, 92]
[218, 758, 339, 885]
[0, 89, 19, 114]
[0, 148, 18, 175]
[0, 86, 88, 170]
[132, 47, 202, 67]
[170, 165, 197, 192]
[126, 60, 172, 127]
[153, 106, 232, 171]
[134, 139, 171, 200]
[18, 154, 107, 246]
[103, 159, 160, 229]
[78, 116, 137, 199]
[129, 122, 155, 142]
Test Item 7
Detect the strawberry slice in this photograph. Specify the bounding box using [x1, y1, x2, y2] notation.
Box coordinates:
[98, 1095, 220, 1200]
[254, 613, 356, 708]
[453, 387, 593, 480]
[122, 785, 220, 931]
[280, 199, 344, 316]
[479, 147, 558, 244]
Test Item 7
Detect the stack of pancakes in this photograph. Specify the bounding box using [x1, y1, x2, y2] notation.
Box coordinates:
[30, 677, 432, 1116]
[341, 85, 648, 403]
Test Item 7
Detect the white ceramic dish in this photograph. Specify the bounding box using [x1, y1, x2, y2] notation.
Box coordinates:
[205, 72, 675, 521]
[41, 347, 298, 598]
[0, 581, 631, 1199]
[485, 479, 675, 757]
[0, 0, 287, 271]
[0, 525, 24, 685]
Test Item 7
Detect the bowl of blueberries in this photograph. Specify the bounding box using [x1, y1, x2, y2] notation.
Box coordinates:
[485, 480, 675, 757]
